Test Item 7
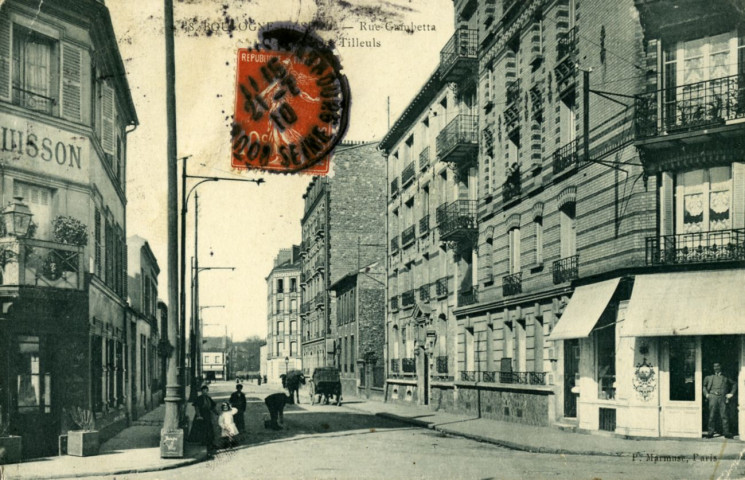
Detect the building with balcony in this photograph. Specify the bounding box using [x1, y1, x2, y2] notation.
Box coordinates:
[328, 263, 386, 400]
[265, 246, 302, 382]
[126, 236, 163, 420]
[381, 1, 479, 407]
[300, 142, 385, 377]
[0, 0, 136, 459]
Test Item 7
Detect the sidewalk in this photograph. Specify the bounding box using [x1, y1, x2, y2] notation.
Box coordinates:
[345, 398, 745, 460]
[4, 404, 208, 480]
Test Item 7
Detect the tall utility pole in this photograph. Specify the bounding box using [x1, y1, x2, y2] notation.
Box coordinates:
[161, 0, 184, 457]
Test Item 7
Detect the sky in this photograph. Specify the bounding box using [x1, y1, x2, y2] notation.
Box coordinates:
[107, 0, 455, 341]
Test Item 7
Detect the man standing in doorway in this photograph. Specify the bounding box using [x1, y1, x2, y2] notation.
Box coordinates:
[703, 362, 737, 438]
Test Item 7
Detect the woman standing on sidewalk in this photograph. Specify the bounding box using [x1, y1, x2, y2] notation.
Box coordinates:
[191, 385, 219, 450]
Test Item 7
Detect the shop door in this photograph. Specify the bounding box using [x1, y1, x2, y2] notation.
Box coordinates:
[13, 335, 58, 458]
[701, 336, 740, 437]
[564, 339, 579, 418]
[660, 336, 701, 438]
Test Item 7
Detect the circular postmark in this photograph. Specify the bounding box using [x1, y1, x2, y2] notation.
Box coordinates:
[231, 23, 350, 173]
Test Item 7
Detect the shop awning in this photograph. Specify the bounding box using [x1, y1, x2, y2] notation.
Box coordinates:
[621, 270, 745, 337]
[548, 278, 621, 341]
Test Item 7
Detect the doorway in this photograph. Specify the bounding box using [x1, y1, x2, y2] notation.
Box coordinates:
[564, 339, 579, 418]
[701, 335, 740, 436]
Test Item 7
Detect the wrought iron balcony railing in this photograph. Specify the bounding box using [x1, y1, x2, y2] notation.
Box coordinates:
[401, 225, 416, 248]
[502, 272, 522, 296]
[555, 28, 578, 98]
[502, 169, 521, 204]
[13, 87, 56, 115]
[419, 147, 430, 171]
[402, 161, 416, 187]
[419, 283, 430, 303]
[435, 203, 447, 226]
[435, 355, 448, 374]
[439, 28, 478, 82]
[314, 292, 325, 308]
[646, 229, 745, 266]
[482, 371, 547, 385]
[557, 27, 578, 60]
[635, 74, 745, 139]
[390, 177, 399, 197]
[401, 357, 416, 374]
[419, 214, 430, 236]
[435, 276, 449, 298]
[390, 358, 400, 373]
[553, 254, 579, 284]
[553, 138, 582, 175]
[401, 289, 415, 308]
[436, 114, 479, 165]
[458, 286, 479, 306]
[530, 83, 543, 121]
[390, 235, 399, 252]
[437, 200, 478, 242]
[461, 371, 478, 382]
[504, 81, 521, 136]
[314, 255, 326, 272]
[390, 296, 399, 311]
[0, 238, 85, 290]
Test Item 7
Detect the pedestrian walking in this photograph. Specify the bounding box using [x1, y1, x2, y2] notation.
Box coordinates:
[230, 383, 248, 433]
[703, 362, 737, 438]
[218, 402, 240, 448]
[190, 385, 219, 450]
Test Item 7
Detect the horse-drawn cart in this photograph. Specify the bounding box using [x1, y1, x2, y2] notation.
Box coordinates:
[310, 367, 342, 406]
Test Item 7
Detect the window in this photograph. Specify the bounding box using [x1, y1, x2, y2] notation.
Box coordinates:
[290, 277, 297, 292]
[276, 299, 283, 314]
[12, 25, 56, 114]
[669, 337, 696, 401]
[95, 208, 102, 276]
[277, 279, 284, 293]
[15, 336, 50, 413]
[560, 203, 577, 258]
[140, 334, 147, 394]
[290, 342, 297, 356]
[595, 310, 616, 400]
[676, 167, 732, 234]
[508, 227, 521, 274]
[290, 321, 296, 335]
[350, 335, 355, 373]
[203, 354, 210, 365]
[560, 96, 577, 146]
[276, 321, 283, 335]
[464, 327, 475, 371]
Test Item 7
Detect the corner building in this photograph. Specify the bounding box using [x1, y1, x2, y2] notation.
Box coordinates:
[0, 0, 136, 457]
[265, 246, 302, 382]
[300, 142, 386, 377]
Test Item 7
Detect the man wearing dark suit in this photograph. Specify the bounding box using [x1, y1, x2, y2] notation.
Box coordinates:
[229, 384, 247, 433]
[703, 362, 737, 438]
[264, 392, 290, 430]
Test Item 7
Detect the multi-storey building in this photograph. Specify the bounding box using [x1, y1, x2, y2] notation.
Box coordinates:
[126, 236, 162, 419]
[300, 142, 386, 377]
[0, 0, 136, 458]
[202, 337, 228, 381]
[328, 263, 386, 399]
[265, 246, 302, 382]
[380, 11, 480, 406]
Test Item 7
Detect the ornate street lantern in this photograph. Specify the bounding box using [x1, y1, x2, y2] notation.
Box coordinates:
[2, 197, 33, 237]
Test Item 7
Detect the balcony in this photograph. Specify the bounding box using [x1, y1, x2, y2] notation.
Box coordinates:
[401, 161, 416, 187]
[555, 27, 578, 99]
[13, 87, 55, 115]
[504, 81, 521, 138]
[390, 235, 399, 252]
[552, 138, 583, 175]
[633, 0, 742, 40]
[437, 200, 478, 243]
[553, 255, 579, 284]
[436, 115, 479, 166]
[418, 283, 430, 303]
[401, 225, 416, 248]
[0, 238, 85, 291]
[314, 218, 325, 237]
[314, 292, 325, 309]
[390, 177, 399, 198]
[419, 215, 429, 237]
[481, 371, 547, 385]
[419, 147, 430, 172]
[401, 357, 416, 374]
[502, 168, 521, 205]
[313, 256, 326, 273]
[300, 301, 311, 315]
[439, 28, 478, 83]
[502, 272, 522, 296]
[500, 0, 521, 26]
[458, 286, 479, 306]
[390, 296, 399, 311]
[401, 289, 415, 309]
[646, 229, 745, 266]
[530, 83, 543, 121]
[635, 74, 745, 141]
[435, 276, 449, 298]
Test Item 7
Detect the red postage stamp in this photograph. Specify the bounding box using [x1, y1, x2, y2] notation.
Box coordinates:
[231, 30, 350, 174]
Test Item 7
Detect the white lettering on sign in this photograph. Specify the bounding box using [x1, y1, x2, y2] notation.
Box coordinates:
[1, 126, 81, 169]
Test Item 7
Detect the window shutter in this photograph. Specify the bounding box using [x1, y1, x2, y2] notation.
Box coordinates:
[101, 83, 115, 154]
[732, 163, 745, 229]
[60, 43, 82, 122]
[660, 172, 675, 235]
[0, 15, 11, 101]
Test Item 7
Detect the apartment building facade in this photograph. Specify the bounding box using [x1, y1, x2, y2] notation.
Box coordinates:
[300, 142, 386, 377]
[265, 246, 302, 382]
[0, 0, 136, 458]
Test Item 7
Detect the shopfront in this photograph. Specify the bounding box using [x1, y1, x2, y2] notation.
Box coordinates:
[550, 270, 745, 438]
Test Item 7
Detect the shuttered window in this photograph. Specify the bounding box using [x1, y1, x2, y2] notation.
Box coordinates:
[60, 42, 82, 122]
[101, 83, 115, 155]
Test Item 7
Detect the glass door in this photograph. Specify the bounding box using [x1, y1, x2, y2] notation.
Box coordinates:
[660, 336, 701, 438]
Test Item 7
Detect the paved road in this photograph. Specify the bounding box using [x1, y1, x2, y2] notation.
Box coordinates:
[88, 382, 745, 480]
